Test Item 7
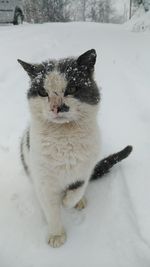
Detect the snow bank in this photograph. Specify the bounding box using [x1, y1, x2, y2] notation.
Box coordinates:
[125, 6, 150, 32]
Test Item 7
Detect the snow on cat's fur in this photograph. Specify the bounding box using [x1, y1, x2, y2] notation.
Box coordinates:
[18, 49, 132, 248]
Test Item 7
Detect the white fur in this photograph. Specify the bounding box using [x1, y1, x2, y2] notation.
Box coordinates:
[24, 70, 101, 247]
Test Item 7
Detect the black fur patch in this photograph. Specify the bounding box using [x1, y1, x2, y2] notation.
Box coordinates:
[59, 56, 100, 105]
[18, 59, 55, 99]
[27, 61, 55, 99]
[18, 50, 100, 105]
[77, 49, 97, 70]
[26, 129, 30, 150]
[58, 103, 70, 113]
[20, 139, 29, 174]
[90, 146, 133, 181]
[67, 180, 85, 191]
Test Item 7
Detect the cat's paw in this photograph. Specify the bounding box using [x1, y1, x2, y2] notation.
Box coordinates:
[48, 231, 67, 248]
[75, 197, 87, 210]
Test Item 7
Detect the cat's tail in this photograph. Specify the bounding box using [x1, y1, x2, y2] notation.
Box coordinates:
[90, 145, 133, 181]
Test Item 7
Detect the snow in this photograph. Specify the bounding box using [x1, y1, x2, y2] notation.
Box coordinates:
[125, 6, 150, 31]
[0, 22, 150, 266]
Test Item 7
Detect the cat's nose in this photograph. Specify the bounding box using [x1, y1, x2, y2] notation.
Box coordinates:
[58, 103, 70, 113]
[50, 95, 62, 114]
[50, 95, 69, 114]
[51, 103, 69, 114]
[51, 105, 59, 115]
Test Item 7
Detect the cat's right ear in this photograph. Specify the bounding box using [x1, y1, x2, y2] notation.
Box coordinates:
[77, 49, 97, 70]
[17, 59, 44, 79]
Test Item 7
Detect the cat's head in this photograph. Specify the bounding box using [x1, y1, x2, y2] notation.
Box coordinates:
[18, 49, 100, 124]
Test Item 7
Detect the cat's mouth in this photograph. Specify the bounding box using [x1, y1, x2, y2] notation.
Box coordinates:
[50, 114, 71, 124]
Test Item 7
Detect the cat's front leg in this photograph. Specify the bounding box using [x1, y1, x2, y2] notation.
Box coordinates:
[35, 182, 66, 248]
[62, 180, 87, 209]
[47, 200, 66, 248]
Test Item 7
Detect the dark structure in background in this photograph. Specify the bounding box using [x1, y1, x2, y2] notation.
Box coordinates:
[129, 0, 150, 19]
[133, 0, 150, 13]
[0, 0, 24, 24]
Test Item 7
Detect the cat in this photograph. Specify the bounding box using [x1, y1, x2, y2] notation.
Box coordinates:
[18, 49, 132, 248]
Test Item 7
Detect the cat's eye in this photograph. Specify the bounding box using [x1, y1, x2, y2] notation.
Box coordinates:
[64, 86, 77, 96]
[38, 88, 48, 97]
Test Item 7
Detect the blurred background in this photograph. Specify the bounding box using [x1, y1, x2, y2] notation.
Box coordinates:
[23, 0, 149, 24]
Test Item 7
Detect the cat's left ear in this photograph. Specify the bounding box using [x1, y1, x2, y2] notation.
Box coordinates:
[77, 49, 97, 70]
[17, 59, 44, 79]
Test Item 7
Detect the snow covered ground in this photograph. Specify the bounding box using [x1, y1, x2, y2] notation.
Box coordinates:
[0, 22, 150, 267]
[125, 7, 150, 32]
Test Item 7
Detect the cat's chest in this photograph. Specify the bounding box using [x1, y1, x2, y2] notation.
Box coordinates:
[32, 128, 99, 168]
[41, 134, 92, 162]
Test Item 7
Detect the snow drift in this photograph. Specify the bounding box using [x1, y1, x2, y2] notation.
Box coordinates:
[125, 6, 150, 32]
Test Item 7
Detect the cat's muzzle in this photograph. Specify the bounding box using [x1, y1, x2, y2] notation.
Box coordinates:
[50, 95, 69, 115]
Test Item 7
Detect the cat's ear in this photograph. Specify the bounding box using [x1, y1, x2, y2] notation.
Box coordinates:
[17, 59, 44, 79]
[77, 49, 97, 70]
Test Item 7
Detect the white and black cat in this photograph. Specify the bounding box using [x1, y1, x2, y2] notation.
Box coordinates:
[18, 49, 132, 248]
